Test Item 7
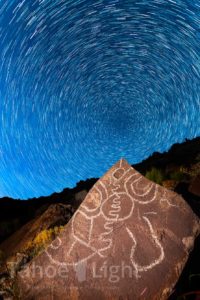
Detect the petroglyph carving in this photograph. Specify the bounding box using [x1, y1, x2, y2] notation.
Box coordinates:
[18, 159, 200, 300]
[45, 159, 165, 277]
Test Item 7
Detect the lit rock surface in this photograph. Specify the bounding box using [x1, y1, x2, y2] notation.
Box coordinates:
[17, 159, 200, 300]
[0, 203, 74, 260]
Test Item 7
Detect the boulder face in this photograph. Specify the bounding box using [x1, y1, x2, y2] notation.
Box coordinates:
[0, 203, 74, 260]
[17, 159, 200, 300]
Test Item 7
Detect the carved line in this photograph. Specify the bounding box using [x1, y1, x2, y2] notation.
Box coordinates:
[126, 214, 165, 279]
[45, 166, 165, 272]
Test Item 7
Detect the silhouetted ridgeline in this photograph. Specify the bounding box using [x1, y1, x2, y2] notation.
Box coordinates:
[0, 137, 199, 244]
[134, 136, 200, 174]
[0, 137, 199, 300]
[0, 178, 97, 243]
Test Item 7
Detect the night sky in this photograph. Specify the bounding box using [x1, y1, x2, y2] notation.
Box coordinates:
[0, 0, 199, 199]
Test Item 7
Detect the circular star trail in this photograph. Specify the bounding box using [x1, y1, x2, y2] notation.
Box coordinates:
[0, 0, 199, 199]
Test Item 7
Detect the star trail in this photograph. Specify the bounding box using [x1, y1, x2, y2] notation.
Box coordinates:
[0, 0, 199, 199]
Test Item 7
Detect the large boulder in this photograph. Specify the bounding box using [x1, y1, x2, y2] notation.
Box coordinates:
[17, 159, 200, 300]
[0, 203, 75, 299]
[0, 203, 74, 261]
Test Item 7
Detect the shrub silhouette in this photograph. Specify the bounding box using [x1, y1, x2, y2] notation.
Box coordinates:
[169, 170, 185, 181]
[145, 167, 164, 185]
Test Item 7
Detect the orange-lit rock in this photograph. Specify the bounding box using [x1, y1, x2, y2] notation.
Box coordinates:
[17, 159, 200, 300]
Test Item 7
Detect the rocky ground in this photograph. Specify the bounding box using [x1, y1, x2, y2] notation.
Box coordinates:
[0, 137, 199, 299]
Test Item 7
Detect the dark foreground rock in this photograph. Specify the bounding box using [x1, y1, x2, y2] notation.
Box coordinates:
[0, 203, 74, 261]
[189, 174, 200, 197]
[17, 159, 200, 300]
[0, 204, 75, 299]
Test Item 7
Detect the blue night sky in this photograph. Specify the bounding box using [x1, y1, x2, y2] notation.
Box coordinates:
[0, 0, 199, 199]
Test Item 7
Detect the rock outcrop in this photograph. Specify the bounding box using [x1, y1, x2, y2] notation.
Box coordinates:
[0, 203, 74, 261]
[0, 203, 75, 299]
[17, 159, 200, 300]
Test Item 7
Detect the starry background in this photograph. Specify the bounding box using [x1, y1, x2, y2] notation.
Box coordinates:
[0, 0, 199, 199]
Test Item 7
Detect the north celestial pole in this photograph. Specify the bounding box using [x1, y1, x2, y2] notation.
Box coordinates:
[0, 0, 199, 199]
